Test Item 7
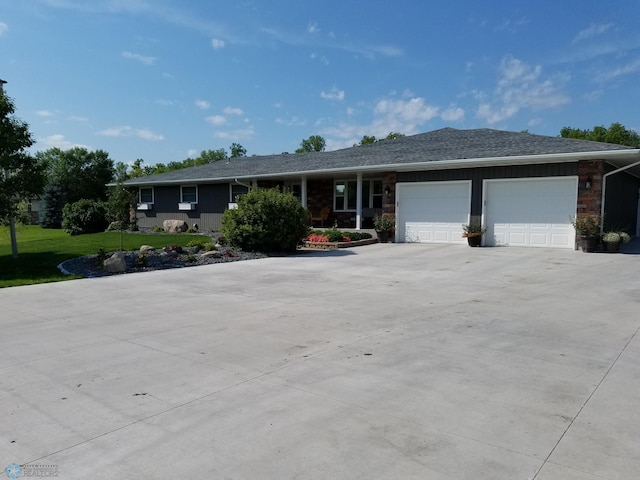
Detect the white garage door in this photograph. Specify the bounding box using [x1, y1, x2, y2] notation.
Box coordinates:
[397, 181, 471, 243]
[483, 177, 578, 248]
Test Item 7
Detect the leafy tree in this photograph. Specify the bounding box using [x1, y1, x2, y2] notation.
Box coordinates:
[356, 132, 405, 146]
[0, 86, 46, 258]
[222, 188, 310, 252]
[296, 135, 326, 153]
[359, 135, 377, 145]
[560, 123, 640, 147]
[37, 147, 115, 203]
[230, 143, 247, 158]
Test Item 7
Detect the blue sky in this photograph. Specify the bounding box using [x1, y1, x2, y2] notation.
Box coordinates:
[1, 0, 639, 166]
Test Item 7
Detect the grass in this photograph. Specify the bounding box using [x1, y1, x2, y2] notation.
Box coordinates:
[0, 225, 204, 288]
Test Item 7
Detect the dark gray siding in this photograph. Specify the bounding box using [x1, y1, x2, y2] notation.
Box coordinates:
[136, 183, 230, 232]
[397, 162, 579, 216]
[605, 171, 640, 233]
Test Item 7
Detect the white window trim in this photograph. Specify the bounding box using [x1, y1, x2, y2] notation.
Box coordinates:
[229, 184, 249, 202]
[334, 178, 382, 212]
[180, 185, 198, 204]
[139, 186, 154, 204]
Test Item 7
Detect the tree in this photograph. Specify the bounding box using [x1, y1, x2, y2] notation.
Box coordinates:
[37, 147, 115, 203]
[107, 181, 137, 250]
[356, 132, 405, 146]
[560, 123, 640, 148]
[40, 182, 66, 228]
[296, 135, 326, 153]
[230, 143, 247, 158]
[0, 85, 46, 258]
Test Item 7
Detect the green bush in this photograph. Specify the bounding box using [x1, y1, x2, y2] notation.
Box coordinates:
[62, 199, 109, 236]
[221, 187, 310, 252]
[152, 225, 164, 233]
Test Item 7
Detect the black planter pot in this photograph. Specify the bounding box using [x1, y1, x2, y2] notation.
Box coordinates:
[604, 241, 620, 253]
[466, 235, 481, 247]
[579, 235, 599, 252]
[376, 230, 391, 243]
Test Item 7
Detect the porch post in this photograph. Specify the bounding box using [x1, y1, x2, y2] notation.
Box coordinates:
[355, 172, 362, 230]
[301, 176, 307, 208]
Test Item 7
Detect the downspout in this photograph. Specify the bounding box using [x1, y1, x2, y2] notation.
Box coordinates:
[600, 158, 640, 235]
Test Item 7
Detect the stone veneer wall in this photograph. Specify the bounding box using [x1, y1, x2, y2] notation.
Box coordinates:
[382, 172, 396, 215]
[577, 159, 605, 217]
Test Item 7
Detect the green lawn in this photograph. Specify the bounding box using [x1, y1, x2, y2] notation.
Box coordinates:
[0, 226, 202, 288]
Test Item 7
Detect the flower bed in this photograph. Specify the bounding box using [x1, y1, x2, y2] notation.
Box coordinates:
[301, 230, 376, 250]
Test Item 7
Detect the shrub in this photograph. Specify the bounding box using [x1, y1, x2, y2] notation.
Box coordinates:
[186, 237, 209, 247]
[62, 199, 109, 235]
[151, 225, 164, 233]
[221, 187, 310, 252]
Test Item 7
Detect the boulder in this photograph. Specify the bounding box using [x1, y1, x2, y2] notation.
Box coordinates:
[103, 251, 127, 273]
[163, 219, 188, 233]
[201, 250, 222, 258]
[139, 245, 155, 253]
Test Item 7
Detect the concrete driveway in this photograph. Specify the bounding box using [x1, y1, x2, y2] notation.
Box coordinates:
[1, 243, 639, 479]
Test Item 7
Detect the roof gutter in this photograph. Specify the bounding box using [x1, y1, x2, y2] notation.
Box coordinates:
[600, 157, 640, 235]
[118, 149, 640, 187]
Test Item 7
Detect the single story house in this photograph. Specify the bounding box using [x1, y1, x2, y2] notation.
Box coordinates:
[121, 128, 640, 248]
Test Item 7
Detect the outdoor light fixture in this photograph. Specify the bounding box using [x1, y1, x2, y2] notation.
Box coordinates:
[384, 186, 391, 196]
[585, 176, 592, 190]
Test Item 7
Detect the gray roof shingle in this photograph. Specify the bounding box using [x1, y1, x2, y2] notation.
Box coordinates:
[124, 128, 635, 185]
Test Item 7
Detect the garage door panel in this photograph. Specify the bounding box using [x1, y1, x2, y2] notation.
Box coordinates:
[398, 181, 470, 244]
[484, 177, 577, 248]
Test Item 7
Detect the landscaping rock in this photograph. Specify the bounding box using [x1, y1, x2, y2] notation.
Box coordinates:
[201, 250, 222, 258]
[103, 251, 127, 273]
[163, 219, 188, 233]
[139, 245, 155, 253]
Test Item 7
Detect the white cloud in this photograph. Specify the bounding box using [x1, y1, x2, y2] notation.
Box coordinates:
[195, 99, 210, 109]
[98, 125, 164, 140]
[223, 106, 243, 115]
[275, 116, 306, 127]
[373, 97, 439, 132]
[211, 38, 225, 49]
[155, 98, 174, 106]
[122, 51, 156, 65]
[441, 106, 465, 122]
[320, 87, 345, 101]
[68, 115, 88, 122]
[36, 110, 54, 117]
[0, 21, 8, 36]
[40, 134, 89, 150]
[205, 115, 227, 126]
[321, 96, 440, 149]
[574, 22, 613, 43]
[100, 126, 133, 137]
[136, 128, 164, 141]
[213, 126, 255, 140]
[187, 149, 198, 157]
[595, 58, 640, 82]
[310, 52, 330, 65]
[307, 22, 319, 34]
[476, 56, 570, 124]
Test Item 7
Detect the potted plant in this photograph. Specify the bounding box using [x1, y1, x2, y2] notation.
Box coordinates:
[601, 231, 630, 253]
[374, 213, 395, 243]
[462, 223, 486, 247]
[571, 214, 601, 252]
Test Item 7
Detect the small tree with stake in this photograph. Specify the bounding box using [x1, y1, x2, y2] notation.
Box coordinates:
[107, 183, 138, 251]
[0, 80, 46, 259]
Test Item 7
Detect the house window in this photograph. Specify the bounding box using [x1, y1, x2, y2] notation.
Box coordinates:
[139, 187, 154, 204]
[181, 185, 198, 204]
[230, 184, 249, 202]
[334, 179, 383, 211]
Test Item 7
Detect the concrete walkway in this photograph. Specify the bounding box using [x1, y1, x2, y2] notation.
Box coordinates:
[1, 243, 639, 479]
